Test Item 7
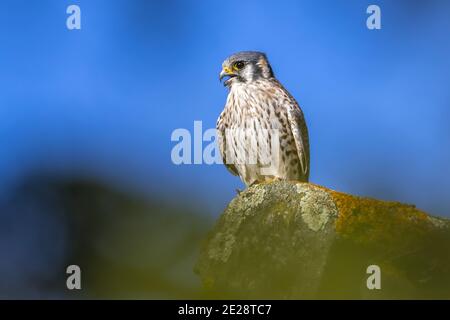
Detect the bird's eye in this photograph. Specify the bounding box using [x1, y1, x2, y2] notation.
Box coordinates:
[233, 61, 245, 70]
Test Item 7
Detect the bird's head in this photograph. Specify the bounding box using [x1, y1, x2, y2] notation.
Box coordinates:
[219, 51, 274, 87]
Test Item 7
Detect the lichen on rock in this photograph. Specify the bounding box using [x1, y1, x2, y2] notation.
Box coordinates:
[296, 183, 337, 232]
[195, 181, 450, 299]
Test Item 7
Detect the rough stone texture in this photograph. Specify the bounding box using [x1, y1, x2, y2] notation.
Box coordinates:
[195, 181, 450, 299]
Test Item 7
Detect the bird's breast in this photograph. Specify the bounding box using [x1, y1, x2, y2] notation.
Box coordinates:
[226, 83, 271, 120]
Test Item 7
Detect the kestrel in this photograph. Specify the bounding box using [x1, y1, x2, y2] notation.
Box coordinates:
[217, 51, 309, 186]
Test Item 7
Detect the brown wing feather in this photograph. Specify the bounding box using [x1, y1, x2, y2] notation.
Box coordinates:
[272, 80, 310, 181]
[286, 102, 310, 180]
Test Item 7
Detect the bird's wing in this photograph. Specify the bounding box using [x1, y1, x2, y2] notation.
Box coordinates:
[286, 99, 310, 180]
[217, 115, 239, 176]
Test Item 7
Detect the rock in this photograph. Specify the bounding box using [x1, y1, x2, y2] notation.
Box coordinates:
[195, 181, 450, 299]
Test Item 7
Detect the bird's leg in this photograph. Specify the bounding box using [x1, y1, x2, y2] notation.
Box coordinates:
[262, 176, 282, 183]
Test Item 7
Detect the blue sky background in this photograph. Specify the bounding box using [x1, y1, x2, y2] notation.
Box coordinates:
[1, 0, 450, 218]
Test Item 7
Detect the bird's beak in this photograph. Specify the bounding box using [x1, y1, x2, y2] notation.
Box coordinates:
[219, 66, 236, 85]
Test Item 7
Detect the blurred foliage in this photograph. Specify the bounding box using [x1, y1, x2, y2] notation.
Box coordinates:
[0, 174, 212, 299]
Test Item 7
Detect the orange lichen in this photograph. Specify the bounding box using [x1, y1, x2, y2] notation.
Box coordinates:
[328, 189, 432, 248]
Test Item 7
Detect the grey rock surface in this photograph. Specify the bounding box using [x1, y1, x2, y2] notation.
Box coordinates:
[195, 181, 450, 299]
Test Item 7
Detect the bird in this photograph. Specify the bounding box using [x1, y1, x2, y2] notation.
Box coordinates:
[216, 51, 310, 187]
